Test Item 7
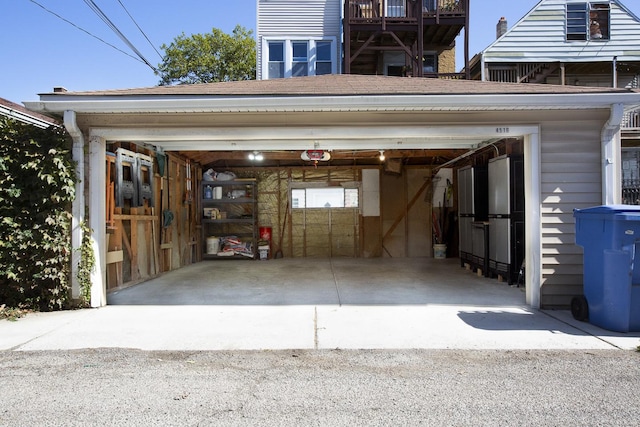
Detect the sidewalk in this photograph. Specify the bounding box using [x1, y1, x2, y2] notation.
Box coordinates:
[2, 304, 639, 351]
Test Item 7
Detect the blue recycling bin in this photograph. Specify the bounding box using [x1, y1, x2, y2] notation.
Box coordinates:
[573, 205, 640, 332]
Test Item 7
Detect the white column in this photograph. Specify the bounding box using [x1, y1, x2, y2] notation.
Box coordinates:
[63, 111, 85, 300]
[89, 135, 107, 307]
[524, 130, 541, 309]
[601, 104, 623, 205]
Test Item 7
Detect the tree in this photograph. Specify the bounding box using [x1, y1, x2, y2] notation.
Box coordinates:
[157, 25, 256, 85]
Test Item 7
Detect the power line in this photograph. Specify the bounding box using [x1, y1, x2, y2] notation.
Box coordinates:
[82, 0, 158, 72]
[27, 0, 146, 66]
[116, 0, 163, 60]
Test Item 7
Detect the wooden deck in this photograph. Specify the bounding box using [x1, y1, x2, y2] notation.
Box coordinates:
[347, 0, 466, 23]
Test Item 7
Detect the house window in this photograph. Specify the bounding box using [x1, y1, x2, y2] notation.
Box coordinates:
[268, 41, 284, 79]
[423, 0, 436, 12]
[292, 41, 309, 77]
[423, 52, 437, 74]
[589, 3, 610, 40]
[387, 0, 406, 17]
[291, 187, 359, 209]
[263, 39, 336, 79]
[316, 41, 332, 75]
[567, 2, 610, 41]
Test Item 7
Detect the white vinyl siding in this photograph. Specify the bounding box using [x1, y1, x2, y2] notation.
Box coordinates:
[257, 0, 342, 79]
[483, 0, 640, 64]
[538, 111, 607, 308]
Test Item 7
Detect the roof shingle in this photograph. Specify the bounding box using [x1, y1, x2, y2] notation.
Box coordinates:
[41, 74, 634, 97]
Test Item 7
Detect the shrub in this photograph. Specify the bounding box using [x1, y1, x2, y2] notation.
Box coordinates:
[0, 117, 76, 311]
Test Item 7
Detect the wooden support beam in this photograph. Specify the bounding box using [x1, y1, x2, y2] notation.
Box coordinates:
[382, 176, 431, 242]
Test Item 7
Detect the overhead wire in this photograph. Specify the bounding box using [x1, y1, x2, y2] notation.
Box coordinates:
[27, 0, 146, 66]
[82, 0, 158, 72]
[115, 0, 163, 60]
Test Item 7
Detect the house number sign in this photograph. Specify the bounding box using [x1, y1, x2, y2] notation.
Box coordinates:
[496, 127, 510, 133]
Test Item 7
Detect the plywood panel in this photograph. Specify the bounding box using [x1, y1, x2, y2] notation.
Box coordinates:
[406, 168, 432, 257]
[381, 172, 406, 257]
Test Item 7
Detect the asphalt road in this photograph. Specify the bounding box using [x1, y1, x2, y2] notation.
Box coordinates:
[1, 349, 638, 426]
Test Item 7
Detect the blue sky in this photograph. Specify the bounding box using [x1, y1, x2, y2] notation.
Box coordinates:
[2, 1, 639, 104]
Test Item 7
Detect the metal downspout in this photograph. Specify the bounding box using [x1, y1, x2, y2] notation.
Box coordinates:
[63, 111, 85, 300]
[601, 104, 624, 205]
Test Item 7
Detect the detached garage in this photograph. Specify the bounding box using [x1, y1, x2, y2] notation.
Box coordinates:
[25, 75, 640, 309]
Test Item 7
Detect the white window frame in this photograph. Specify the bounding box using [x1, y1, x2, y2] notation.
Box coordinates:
[292, 41, 309, 77]
[261, 37, 337, 79]
[290, 183, 360, 210]
[266, 40, 285, 79]
[566, 2, 610, 41]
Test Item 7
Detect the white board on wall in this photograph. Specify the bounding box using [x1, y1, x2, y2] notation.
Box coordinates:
[362, 169, 380, 217]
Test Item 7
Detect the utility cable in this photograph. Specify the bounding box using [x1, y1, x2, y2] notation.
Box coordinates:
[115, 0, 163, 60]
[27, 0, 145, 66]
[83, 0, 158, 72]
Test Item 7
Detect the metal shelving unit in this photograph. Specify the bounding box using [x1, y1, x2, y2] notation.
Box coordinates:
[201, 180, 257, 259]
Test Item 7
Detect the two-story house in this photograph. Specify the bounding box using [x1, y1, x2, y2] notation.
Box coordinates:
[256, 0, 343, 80]
[467, 0, 640, 204]
[257, 0, 469, 79]
[469, 0, 640, 88]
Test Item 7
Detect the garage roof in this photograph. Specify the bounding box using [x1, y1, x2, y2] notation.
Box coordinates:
[24, 75, 640, 168]
[37, 74, 634, 97]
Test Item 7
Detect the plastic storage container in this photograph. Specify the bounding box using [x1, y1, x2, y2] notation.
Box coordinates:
[573, 205, 640, 332]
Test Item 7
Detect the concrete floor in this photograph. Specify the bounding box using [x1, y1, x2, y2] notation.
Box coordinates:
[3, 258, 640, 351]
[107, 257, 525, 306]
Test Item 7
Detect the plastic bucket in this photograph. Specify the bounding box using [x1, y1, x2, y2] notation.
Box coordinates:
[259, 226, 272, 242]
[206, 236, 219, 254]
[434, 244, 447, 259]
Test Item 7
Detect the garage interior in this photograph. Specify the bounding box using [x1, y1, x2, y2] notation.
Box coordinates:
[104, 135, 526, 303]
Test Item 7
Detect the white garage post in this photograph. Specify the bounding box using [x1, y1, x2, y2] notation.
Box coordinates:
[601, 103, 623, 205]
[89, 135, 107, 307]
[63, 111, 85, 300]
[524, 130, 541, 309]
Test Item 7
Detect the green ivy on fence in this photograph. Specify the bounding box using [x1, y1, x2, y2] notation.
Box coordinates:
[0, 117, 77, 311]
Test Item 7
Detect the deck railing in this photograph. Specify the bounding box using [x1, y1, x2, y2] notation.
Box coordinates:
[348, 0, 465, 21]
[623, 108, 640, 131]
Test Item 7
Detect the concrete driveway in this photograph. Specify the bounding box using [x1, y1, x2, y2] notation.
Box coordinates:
[1, 258, 639, 351]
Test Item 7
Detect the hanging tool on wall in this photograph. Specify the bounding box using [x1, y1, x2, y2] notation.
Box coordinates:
[274, 200, 289, 259]
[184, 159, 192, 204]
[441, 178, 452, 244]
[156, 150, 167, 245]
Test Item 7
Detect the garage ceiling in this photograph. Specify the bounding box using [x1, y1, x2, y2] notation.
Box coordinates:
[178, 148, 473, 168]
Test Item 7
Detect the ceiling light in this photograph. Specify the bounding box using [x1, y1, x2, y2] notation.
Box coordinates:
[379, 150, 386, 161]
[248, 151, 263, 161]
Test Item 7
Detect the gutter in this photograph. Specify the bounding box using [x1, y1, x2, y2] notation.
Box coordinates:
[0, 105, 55, 128]
[63, 111, 85, 301]
[601, 103, 624, 205]
[24, 92, 640, 115]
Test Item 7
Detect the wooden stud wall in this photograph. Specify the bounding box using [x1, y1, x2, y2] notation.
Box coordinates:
[105, 144, 199, 291]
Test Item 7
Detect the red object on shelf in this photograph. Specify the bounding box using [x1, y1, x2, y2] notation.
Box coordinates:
[259, 226, 272, 242]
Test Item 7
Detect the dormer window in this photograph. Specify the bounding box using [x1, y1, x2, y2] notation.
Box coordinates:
[567, 2, 610, 41]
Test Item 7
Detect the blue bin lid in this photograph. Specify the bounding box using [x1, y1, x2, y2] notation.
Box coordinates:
[574, 205, 640, 219]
